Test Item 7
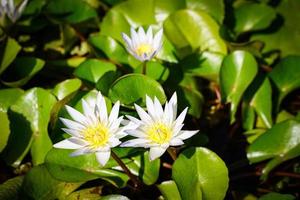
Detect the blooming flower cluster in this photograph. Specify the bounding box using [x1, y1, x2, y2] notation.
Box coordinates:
[54, 26, 197, 166]
[54, 92, 198, 166]
[0, 0, 28, 22]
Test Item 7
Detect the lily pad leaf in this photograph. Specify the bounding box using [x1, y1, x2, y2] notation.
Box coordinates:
[1, 88, 56, 166]
[1, 57, 45, 87]
[220, 50, 258, 123]
[74, 59, 116, 84]
[0, 37, 21, 76]
[251, 0, 300, 57]
[0, 176, 23, 200]
[269, 56, 300, 106]
[45, 0, 97, 24]
[258, 192, 296, 200]
[234, 3, 276, 34]
[172, 147, 229, 200]
[21, 165, 82, 200]
[247, 119, 300, 179]
[108, 74, 166, 106]
[52, 78, 82, 101]
[186, 0, 225, 24]
[163, 9, 227, 54]
[157, 180, 181, 200]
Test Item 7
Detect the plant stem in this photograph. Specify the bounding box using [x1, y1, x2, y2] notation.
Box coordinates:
[111, 150, 142, 188]
[167, 147, 177, 161]
[142, 61, 147, 74]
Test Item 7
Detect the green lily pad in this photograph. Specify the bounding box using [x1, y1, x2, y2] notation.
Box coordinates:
[108, 74, 166, 106]
[172, 147, 229, 200]
[220, 50, 258, 123]
[1, 88, 56, 166]
[52, 78, 82, 100]
[269, 56, 300, 106]
[21, 165, 81, 200]
[163, 9, 227, 54]
[44, 0, 97, 24]
[0, 37, 21, 76]
[74, 59, 117, 84]
[234, 2, 276, 34]
[157, 180, 181, 200]
[247, 119, 300, 180]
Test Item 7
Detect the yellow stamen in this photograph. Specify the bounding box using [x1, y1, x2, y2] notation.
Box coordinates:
[135, 44, 153, 57]
[148, 123, 171, 144]
[83, 124, 109, 149]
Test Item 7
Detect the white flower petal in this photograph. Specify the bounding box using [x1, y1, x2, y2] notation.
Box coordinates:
[169, 92, 177, 120]
[172, 124, 184, 137]
[146, 95, 157, 120]
[109, 101, 120, 123]
[153, 29, 163, 49]
[154, 97, 164, 118]
[138, 26, 146, 43]
[130, 27, 139, 47]
[95, 151, 111, 166]
[109, 117, 123, 133]
[108, 137, 121, 147]
[53, 138, 83, 149]
[60, 118, 85, 130]
[121, 138, 150, 147]
[17, 0, 28, 14]
[61, 128, 81, 137]
[134, 104, 153, 124]
[126, 129, 147, 138]
[70, 147, 91, 157]
[95, 145, 111, 152]
[96, 92, 108, 123]
[174, 107, 188, 127]
[114, 130, 127, 139]
[122, 33, 132, 48]
[176, 130, 198, 140]
[169, 138, 184, 146]
[126, 115, 144, 126]
[65, 105, 87, 124]
[82, 100, 96, 123]
[149, 146, 166, 161]
[146, 26, 153, 44]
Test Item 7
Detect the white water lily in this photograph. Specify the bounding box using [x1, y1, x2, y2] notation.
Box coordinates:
[0, 0, 28, 22]
[121, 93, 199, 161]
[54, 92, 128, 166]
[122, 26, 163, 62]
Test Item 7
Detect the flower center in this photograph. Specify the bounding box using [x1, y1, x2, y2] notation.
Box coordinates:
[135, 44, 153, 57]
[148, 123, 172, 144]
[83, 124, 109, 149]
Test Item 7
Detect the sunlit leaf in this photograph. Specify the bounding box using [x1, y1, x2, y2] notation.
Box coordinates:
[220, 51, 258, 123]
[21, 165, 81, 199]
[0, 37, 21, 75]
[1, 88, 56, 166]
[252, 0, 300, 56]
[74, 59, 117, 84]
[108, 74, 166, 106]
[164, 9, 227, 54]
[247, 119, 300, 179]
[172, 147, 229, 200]
[52, 78, 82, 100]
[186, 0, 225, 24]
[157, 180, 181, 200]
[234, 2, 276, 34]
[258, 192, 295, 200]
[269, 56, 300, 106]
